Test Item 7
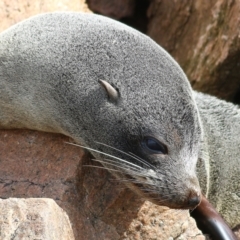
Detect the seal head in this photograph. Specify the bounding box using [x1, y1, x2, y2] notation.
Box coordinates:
[0, 12, 202, 209]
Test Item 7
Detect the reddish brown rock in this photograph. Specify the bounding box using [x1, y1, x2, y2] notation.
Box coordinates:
[86, 0, 136, 19]
[147, 0, 240, 101]
[0, 130, 205, 239]
[0, 198, 74, 240]
[0, 0, 91, 32]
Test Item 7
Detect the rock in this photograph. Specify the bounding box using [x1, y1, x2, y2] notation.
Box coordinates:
[0, 130, 89, 239]
[147, 0, 240, 102]
[87, 0, 150, 33]
[124, 201, 205, 240]
[0, 129, 205, 239]
[0, 198, 74, 240]
[86, 0, 136, 19]
[0, 0, 91, 33]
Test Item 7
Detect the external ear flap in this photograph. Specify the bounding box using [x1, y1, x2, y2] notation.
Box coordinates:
[99, 79, 120, 103]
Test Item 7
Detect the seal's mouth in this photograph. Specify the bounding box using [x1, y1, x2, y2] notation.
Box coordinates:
[66, 142, 201, 210]
[128, 179, 202, 210]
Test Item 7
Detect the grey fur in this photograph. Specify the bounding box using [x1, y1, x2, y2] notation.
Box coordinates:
[0, 12, 239, 226]
[0, 12, 201, 209]
[195, 92, 240, 228]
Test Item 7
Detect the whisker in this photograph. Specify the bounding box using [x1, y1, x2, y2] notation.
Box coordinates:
[91, 158, 141, 172]
[92, 159, 142, 174]
[118, 178, 159, 187]
[95, 141, 154, 169]
[128, 152, 156, 169]
[65, 142, 144, 170]
[87, 159, 152, 179]
[139, 187, 168, 192]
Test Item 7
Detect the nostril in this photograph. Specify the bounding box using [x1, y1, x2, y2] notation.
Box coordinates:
[188, 193, 201, 208]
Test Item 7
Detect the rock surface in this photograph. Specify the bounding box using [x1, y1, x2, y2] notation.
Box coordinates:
[86, 0, 150, 33]
[0, 0, 91, 33]
[0, 198, 74, 240]
[86, 0, 135, 19]
[0, 129, 205, 240]
[147, 0, 240, 102]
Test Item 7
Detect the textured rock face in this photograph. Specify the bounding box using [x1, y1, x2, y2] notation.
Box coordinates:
[147, 0, 240, 102]
[0, 129, 205, 239]
[0, 198, 74, 240]
[0, 130, 87, 239]
[124, 201, 205, 240]
[0, 0, 91, 32]
[86, 0, 135, 19]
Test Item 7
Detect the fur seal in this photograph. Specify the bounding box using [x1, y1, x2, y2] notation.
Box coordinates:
[0, 12, 239, 238]
[0, 12, 202, 210]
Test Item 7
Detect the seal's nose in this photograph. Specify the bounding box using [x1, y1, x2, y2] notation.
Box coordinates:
[188, 192, 201, 208]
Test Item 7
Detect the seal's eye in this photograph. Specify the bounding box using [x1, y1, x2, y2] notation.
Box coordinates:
[143, 137, 167, 154]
